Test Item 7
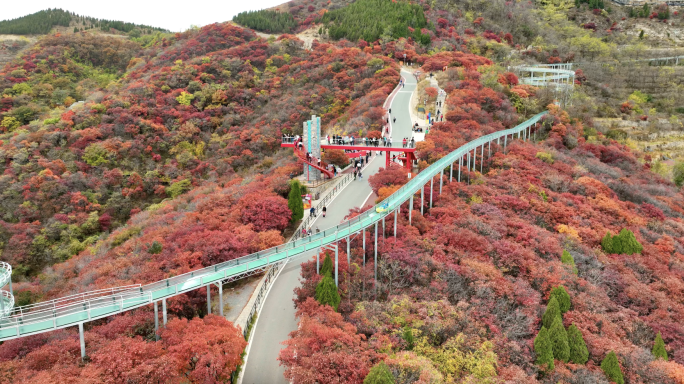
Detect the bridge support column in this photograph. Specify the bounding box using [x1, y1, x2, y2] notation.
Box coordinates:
[206, 285, 211, 315]
[488, 140, 491, 158]
[374, 222, 378, 290]
[394, 209, 397, 237]
[430, 178, 434, 209]
[480, 145, 484, 174]
[317, 248, 320, 274]
[362, 231, 365, 265]
[409, 195, 413, 224]
[467, 152, 471, 183]
[458, 157, 462, 182]
[382, 217, 386, 239]
[450, 162, 453, 182]
[79, 323, 86, 360]
[420, 186, 424, 215]
[346, 235, 350, 264]
[504, 135, 507, 153]
[335, 232, 339, 287]
[154, 301, 159, 341]
[218, 282, 223, 317]
[162, 298, 167, 325]
[439, 169, 443, 194]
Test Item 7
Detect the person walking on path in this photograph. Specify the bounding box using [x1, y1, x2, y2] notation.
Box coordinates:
[322, 206, 327, 218]
[310, 206, 316, 218]
[402, 138, 407, 148]
[393, 117, 396, 124]
[389, 108, 392, 114]
[354, 170, 357, 180]
[302, 227, 307, 237]
[316, 226, 320, 234]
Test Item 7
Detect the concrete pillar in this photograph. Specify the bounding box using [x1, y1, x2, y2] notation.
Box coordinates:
[154, 301, 159, 341]
[488, 140, 491, 158]
[317, 248, 320, 274]
[362, 231, 366, 265]
[429, 177, 434, 208]
[394, 209, 397, 237]
[450, 162, 453, 182]
[382, 217, 386, 239]
[439, 169, 444, 195]
[504, 135, 507, 152]
[374, 222, 378, 288]
[409, 195, 413, 224]
[218, 282, 223, 317]
[162, 298, 167, 325]
[79, 323, 86, 360]
[480, 144, 484, 174]
[335, 233, 339, 287]
[420, 186, 424, 215]
[458, 156, 462, 182]
[206, 285, 211, 315]
[467, 152, 471, 183]
[346, 235, 350, 264]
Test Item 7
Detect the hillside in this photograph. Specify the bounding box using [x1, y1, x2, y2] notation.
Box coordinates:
[0, 0, 684, 383]
[0, 8, 167, 35]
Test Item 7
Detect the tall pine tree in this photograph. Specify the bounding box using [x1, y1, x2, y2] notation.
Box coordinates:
[561, 250, 578, 274]
[550, 285, 571, 314]
[320, 252, 334, 276]
[567, 324, 589, 364]
[288, 179, 304, 222]
[652, 332, 668, 361]
[601, 351, 624, 384]
[534, 326, 554, 372]
[549, 316, 570, 363]
[542, 296, 562, 329]
[315, 273, 341, 311]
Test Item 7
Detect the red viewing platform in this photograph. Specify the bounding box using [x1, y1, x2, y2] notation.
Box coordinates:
[282, 139, 417, 170]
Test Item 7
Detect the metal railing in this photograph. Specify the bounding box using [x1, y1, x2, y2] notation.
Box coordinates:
[283, 137, 417, 149]
[291, 172, 353, 242]
[0, 262, 12, 318]
[0, 111, 550, 341]
[242, 261, 284, 338]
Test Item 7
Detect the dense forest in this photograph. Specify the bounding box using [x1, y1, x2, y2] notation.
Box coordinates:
[233, 9, 297, 33]
[321, 0, 432, 44]
[0, 8, 166, 35]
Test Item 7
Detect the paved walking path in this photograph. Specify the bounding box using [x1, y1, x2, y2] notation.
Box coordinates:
[241, 72, 417, 384]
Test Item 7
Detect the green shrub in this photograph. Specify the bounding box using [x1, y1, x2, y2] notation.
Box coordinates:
[549, 316, 570, 363]
[561, 250, 578, 274]
[112, 226, 141, 246]
[542, 296, 561, 329]
[601, 229, 642, 255]
[166, 179, 192, 198]
[550, 286, 571, 314]
[149, 241, 163, 254]
[601, 351, 624, 384]
[534, 326, 554, 372]
[315, 273, 341, 311]
[652, 332, 668, 361]
[535, 151, 554, 164]
[605, 129, 627, 141]
[673, 161, 684, 187]
[403, 326, 414, 350]
[364, 361, 395, 384]
[567, 324, 589, 364]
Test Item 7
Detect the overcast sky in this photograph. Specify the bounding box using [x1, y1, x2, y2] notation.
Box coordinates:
[2, 1, 289, 32]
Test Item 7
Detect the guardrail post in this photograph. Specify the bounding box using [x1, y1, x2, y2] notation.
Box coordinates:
[394, 209, 397, 237]
[79, 323, 86, 360]
[154, 301, 159, 341]
[162, 298, 167, 325]
[409, 195, 413, 224]
[213, 281, 221, 317]
[206, 285, 211, 315]
[374, 222, 378, 290]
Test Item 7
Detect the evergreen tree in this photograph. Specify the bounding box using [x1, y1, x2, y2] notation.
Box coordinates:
[364, 362, 395, 384]
[534, 326, 555, 372]
[652, 332, 668, 361]
[542, 296, 562, 329]
[402, 326, 414, 350]
[320, 252, 334, 276]
[561, 250, 578, 274]
[288, 180, 304, 222]
[567, 324, 589, 364]
[601, 231, 615, 254]
[315, 273, 341, 311]
[549, 316, 570, 363]
[601, 351, 624, 384]
[550, 285, 571, 314]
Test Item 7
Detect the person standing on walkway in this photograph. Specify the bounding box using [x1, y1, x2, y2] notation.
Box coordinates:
[302, 227, 307, 237]
[322, 206, 326, 217]
[402, 138, 407, 148]
[310, 206, 316, 218]
[316, 226, 320, 234]
[389, 108, 392, 114]
[354, 170, 357, 180]
[393, 117, 396, 124]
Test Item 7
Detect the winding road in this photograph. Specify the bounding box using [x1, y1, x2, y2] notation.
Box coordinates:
[240, 69, 418, 383]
